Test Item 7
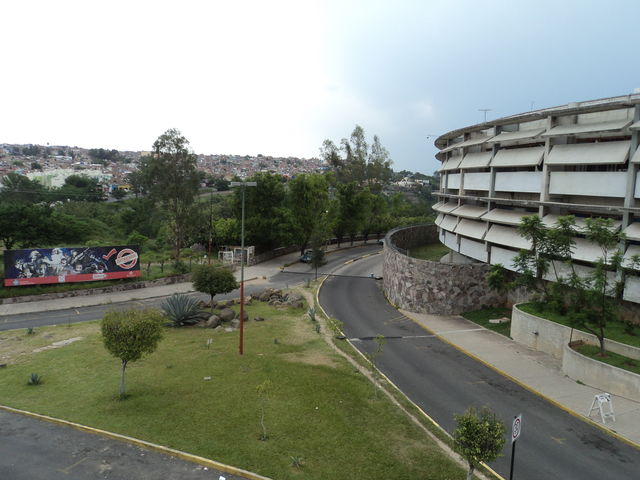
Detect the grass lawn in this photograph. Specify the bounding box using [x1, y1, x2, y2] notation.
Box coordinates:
[517, 303, 640, 348]
[409, 243, 450, 261]
[0, 300, 465, 480]
[462, 307, 512, 337]
[575, 344, 640, 375]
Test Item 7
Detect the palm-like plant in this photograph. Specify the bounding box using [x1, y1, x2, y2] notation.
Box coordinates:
[161, 294, 204, 327]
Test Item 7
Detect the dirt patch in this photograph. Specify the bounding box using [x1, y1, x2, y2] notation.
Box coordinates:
[280, 350, 339, 369]
[0, 323, 98, 365]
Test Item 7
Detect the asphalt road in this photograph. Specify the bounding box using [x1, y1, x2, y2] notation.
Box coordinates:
[0, 409, 248, 480]
[319, 253, 640, 480]
[0, 244, 381, 332]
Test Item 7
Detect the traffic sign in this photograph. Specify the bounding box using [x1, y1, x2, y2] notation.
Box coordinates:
[512, 413, 522, 443]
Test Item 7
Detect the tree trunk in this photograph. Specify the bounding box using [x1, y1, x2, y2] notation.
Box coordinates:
[120, 359, 127, 398]
[466, 463, 475, 480]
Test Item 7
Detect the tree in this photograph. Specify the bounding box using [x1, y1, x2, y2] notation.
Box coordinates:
[56, 174, 104, 202]
[337, 182, 364, 245]
[0, 172, 45, 204]
[288, 173, 329, 254]
[235, 172, 292, 252]
[320, 125, 393, 188]
[453, 406, 505, 480]
[137, 129, 200, 262]
[568, 218, 624, 356]
[192, 264, 239, 309]
[101, 309, 164, 398]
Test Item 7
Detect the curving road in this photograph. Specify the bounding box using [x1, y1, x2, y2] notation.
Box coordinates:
[319, 253, 640, 480]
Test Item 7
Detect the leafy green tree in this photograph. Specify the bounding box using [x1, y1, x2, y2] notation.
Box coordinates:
[0, 203, 87, 250]
[127, 230, 149, 252]
[21, 145, 41, 156]
[568, 218, 625, 356]
[137, 129, 201, 262]
[320, 125, 393, 188]
[56, 174, 104, 202]
[337, 182, 365, 245]
[111, 188, 127, 200]
[213, 217, 239, 247]
[453, 406, 505, 480]
[288, 173, 329, 254]
[235, 172, 292, 252]
[101, 309, 164, 398]
[0, 173, 45, 204]
[192, 264, 238, 308]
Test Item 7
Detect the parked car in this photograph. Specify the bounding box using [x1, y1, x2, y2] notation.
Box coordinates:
[299, 250, 313, 263]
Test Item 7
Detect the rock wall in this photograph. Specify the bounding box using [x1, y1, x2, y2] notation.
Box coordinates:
[383, 224, 504, 315]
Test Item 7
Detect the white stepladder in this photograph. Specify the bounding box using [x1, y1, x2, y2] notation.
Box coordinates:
[587, 393, 615, 424]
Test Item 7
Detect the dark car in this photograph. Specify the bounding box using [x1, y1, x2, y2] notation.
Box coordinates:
[299, 250, 313, 263]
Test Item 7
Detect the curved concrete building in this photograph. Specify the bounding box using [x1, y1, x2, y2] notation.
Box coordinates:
[433, 92, 640, 303]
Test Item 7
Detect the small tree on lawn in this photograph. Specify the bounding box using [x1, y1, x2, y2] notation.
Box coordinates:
[568, 218, 625, 356]
[453, 406, 505, 480]
[101, 309, 164, 398]
[192, 264, 239, 310]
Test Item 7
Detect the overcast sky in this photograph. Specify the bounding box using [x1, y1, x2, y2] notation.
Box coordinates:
[2, 0, 639, 175]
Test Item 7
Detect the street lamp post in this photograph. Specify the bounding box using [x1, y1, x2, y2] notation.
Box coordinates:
[230, 180, 257, 355]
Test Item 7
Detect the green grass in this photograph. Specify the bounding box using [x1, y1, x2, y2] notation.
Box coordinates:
[408, 243, 450, 261]
[575, 344, 640, 375]
[518, 303, 640, 348]
[0, 302, 465, 480]
[462, 307, 512, 337]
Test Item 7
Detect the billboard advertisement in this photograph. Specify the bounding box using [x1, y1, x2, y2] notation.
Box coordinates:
[3, 245, 141, 287]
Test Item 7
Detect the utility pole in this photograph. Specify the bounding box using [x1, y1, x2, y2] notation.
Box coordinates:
[207, 190, 213, 265]
[230, 179, 257, 355]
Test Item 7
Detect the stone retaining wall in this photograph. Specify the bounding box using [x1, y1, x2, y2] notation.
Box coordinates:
[382, 224, 504, 315]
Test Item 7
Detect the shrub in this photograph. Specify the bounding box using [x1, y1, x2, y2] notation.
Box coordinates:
[161, 293, 204, 327]
[191, 264, 238, 308]
[27, 373, 43, 385]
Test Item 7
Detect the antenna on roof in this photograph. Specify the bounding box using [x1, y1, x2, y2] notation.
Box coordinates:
[478, 109, 492, 122]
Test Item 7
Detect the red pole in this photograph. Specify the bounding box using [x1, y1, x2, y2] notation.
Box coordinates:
[239, 278, 244, 355]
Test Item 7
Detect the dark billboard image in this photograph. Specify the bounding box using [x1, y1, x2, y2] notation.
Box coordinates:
[3, 245, 141, 287]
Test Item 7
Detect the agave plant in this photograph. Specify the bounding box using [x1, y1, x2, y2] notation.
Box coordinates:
[161, 294, 204, 327]
[27, 373, 43, 386]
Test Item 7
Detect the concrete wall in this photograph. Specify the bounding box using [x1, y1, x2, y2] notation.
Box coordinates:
[511, 304, 640, 360]
[383, 224, 505, 315]
[562, 344, 640, 402]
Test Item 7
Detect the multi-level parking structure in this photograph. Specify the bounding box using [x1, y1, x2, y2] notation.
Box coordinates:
[433, 92, 640, 304]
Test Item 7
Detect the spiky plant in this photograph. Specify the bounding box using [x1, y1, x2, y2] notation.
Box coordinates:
[27, 373, 43, 385]
[161, 294, 204, 327]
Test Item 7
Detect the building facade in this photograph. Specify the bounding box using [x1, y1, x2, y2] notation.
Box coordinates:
[433, 92, 640, 304]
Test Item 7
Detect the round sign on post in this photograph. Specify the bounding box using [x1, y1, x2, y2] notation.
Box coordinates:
[512, 413, 522, 443]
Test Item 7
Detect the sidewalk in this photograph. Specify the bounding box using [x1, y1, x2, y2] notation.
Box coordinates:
[0, 241, 374, 316]
[401, 310, 640, 447]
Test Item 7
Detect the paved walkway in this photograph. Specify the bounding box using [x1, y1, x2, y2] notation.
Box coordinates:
[402, 310, 640, 447]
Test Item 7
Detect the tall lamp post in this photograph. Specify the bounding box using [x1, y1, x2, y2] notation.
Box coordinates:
[230, 180, 257, 355]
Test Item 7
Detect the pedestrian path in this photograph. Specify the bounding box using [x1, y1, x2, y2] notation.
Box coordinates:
[402, 310, 640, 447]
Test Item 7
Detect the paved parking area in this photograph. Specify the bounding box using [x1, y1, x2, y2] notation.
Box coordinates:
[0, 410, 253, 480]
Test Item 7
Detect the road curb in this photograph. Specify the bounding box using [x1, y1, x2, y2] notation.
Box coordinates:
[0, 404, 272, 480]
[400, 311, 640, 452]
[315, 260, 504, 480]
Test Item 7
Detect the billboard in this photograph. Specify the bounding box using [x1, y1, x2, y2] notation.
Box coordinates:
[3, 245, 141, 287]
